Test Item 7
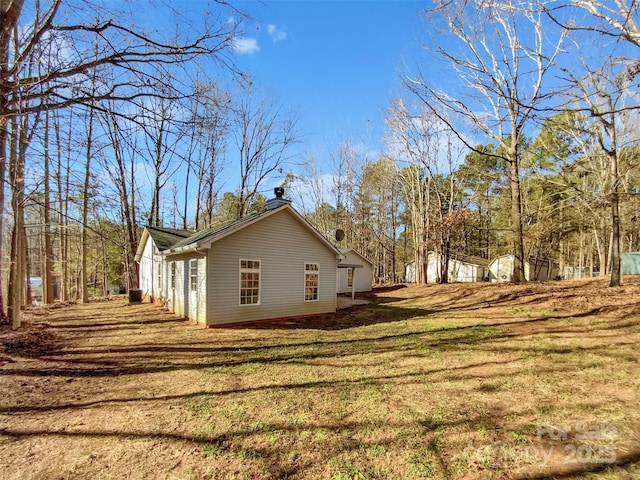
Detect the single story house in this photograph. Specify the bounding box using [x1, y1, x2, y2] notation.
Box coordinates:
[135, 190, 343, 326]
[488, 254, 559, 282]
[136, 225, 191, 304]
[337, 248, 374, 296]
[404, 251, 488, 283]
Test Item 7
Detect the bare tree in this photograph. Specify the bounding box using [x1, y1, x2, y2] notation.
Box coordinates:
[404, 0, 566, 283]
[231, 80, 299, 219]
[385, 98, 467, 283]
[139, 72, 185, 228]
[0, 0, 241, 326]
[546, 1, 640, 51]
[560, 61, 638, 286]
[0, 0, 25, 322]
[385, 98, 436, 284]
[331, 139, 359, 246]
[545, 0, 640, 286]
[99, 105, 140, 289]
[355, 157, 402, 283]
[187, 81, 230, 229]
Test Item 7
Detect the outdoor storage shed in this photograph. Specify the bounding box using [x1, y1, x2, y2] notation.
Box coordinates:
[489, 254, 559, 282]
[621, 252, 640, 274]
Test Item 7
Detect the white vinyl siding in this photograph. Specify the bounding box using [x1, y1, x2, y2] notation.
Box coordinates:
[337, 250, 374, 294]
[239, 260, 261, 305]
[139, 235, 161, 300]
[304, 263, 319, 301]
[166, 254, 206, 324]
[206, 208, 337, 325]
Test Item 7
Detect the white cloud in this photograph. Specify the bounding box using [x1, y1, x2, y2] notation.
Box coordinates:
[232, 37, 260, 54]
[267, 24, 287, 42]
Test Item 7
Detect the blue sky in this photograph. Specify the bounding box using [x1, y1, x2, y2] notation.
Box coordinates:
[231, 1, 426, 167]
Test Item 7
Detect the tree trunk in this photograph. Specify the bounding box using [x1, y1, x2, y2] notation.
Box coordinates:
[594, 228, 605, 275]
[81, 105, 95, 303]
[8, 210, 23, 328]
[43, 109, 55, 303]
[608, 150, 621, 287]
[508, 138, 526, 283]
[0, 113, 7, 320]
[0, 0, 25, 320]
[22, 224, 31, 304]
[8, 116, 24, 328]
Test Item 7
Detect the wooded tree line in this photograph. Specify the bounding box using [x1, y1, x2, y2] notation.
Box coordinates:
[1, 1, 639, 328]
[296, 0, 640, 287]
[0, 0, 300, 327]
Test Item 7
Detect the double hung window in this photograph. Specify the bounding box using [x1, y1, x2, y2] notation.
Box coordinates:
[305, 263, 319, 301]
[189, 260, 198, 292]
[240, 260, 260, 305]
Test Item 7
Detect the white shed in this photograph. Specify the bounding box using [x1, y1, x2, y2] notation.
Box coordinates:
[404, 261, 416, 283]
[425, 251, 488, 283]
[489, 254, 559, 282]
[621, 252, 640, 275]
[404, 252, 488, 283]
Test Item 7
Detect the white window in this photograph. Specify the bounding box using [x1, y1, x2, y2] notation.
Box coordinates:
[170, 262, 176, 289]
[305, 263, 319, 301]
[157, 262, 162, 290]
[240, 260, 260, 305]
[189, 259, 198, 292]
[347, 268, 354, 288]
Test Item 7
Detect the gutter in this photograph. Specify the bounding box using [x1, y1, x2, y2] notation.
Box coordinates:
[163, 244, 208, 257]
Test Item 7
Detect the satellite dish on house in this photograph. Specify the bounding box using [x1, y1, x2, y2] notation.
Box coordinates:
[335, 229, 345, 242]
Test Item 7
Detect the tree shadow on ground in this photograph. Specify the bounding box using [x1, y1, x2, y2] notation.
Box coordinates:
[2, 287, 639, 480]
[227, 303, 434, 330]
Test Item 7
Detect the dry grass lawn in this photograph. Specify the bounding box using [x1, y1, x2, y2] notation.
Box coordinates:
[1, 277, 640, 479]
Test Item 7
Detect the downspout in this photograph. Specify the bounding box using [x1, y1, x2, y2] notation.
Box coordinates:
[335, 256, 340, 311]
[351, 268, 355, 301]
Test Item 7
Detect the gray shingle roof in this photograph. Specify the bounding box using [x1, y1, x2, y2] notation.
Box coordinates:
[146, 225, 192, 251]
[147, 203, 341, 260]
[168, 208, 269, 250]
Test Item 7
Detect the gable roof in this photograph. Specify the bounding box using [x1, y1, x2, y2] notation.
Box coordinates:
[169, 209, 267, 251]
[339, 248, 375, 267]
[448, 253, 490, 268]
[147, 225, 192, 250]
[163, 204, 342, 258]
[134, 225, 192, 262]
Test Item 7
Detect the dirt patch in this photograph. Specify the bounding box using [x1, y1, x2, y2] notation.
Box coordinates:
[1, 325, 58, 360]
[1, 278, 639, 479]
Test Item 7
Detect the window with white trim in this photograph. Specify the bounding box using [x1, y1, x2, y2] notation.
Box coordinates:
[189, 259, 198, 292]
[347, 268, 354, 288]
[240, 260, 260, 305]
[170, 262, 176, 289]
[157, 262, 162, 290]
[304, 263, 319, 301]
